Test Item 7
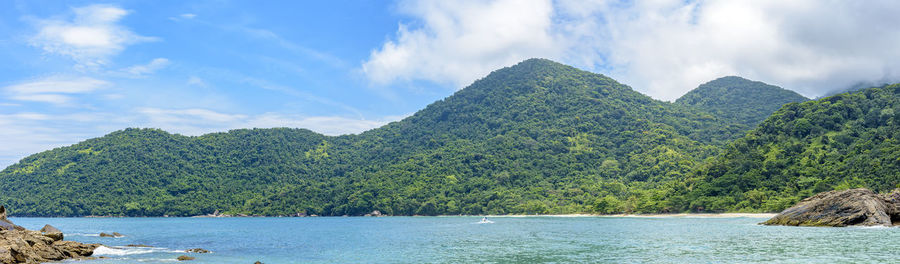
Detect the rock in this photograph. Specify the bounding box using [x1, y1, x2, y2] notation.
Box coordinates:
[40, 225, 63, 241]
[762, 188, 900, 227]
[99, 232, 124, 238]
[0, 206, 102, 263]
[185, 248, 210, 253]
[0, 229, 100, 264]
[254, 261, 263, 264]
[0, 207, 23, 232]
[126, 244, 153, 248]
[365, 210, 383, 217]
[177, 255, 195, 261]
[38, 225, 60, 234]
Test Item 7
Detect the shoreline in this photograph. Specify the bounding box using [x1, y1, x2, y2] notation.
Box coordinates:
[10, 213, 779, 218]
[472, 213, 777, 218]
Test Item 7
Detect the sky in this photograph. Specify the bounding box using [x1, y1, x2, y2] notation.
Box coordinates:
[2, 0, 900, 168]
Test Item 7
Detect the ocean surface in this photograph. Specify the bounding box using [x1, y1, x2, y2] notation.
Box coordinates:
[9, 216, 900, 263]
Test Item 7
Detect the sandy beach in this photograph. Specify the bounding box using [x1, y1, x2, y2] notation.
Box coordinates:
[470, 213, 777, 218]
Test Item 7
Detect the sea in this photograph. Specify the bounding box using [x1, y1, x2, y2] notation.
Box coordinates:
[9, 216, 900, 263]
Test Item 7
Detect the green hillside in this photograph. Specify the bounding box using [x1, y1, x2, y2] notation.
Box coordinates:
[0, 59, 835, 217]
[687, 84, 900, 212]
[676, 76, 809, 128]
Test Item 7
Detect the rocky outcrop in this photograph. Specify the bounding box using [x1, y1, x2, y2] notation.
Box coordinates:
[762, 188, 900, 227]
[0, 208, 101, 263]
[38, 225, 63, 242]
[0, 207, 22, 232]
[98, 232, 124, 238]
[185, 248, 210, 253]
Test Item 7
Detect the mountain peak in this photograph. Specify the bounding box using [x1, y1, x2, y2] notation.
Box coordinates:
[676, 76, 809, 127]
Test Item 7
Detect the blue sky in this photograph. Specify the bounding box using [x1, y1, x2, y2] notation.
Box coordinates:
[2, 0, 900, 167]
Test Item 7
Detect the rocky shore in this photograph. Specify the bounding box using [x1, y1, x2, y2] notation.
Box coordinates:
[0, 206, 101, 263]
[762, 188, 900, 227]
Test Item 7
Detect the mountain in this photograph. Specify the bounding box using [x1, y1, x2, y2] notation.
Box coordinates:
[686, 83, 900, 212]
[0, 59, 780, 216]
[676, 76, 809, 129]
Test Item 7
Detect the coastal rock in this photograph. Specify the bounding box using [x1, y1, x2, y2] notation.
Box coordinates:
[99, 232, 124, 238]
[126, 244, 153, 248]
[39, 225, 63, 241]
[0, 230, 100, 264]
[0, 206, 101, 263]
[364, 210, 383, 217]
[38, 225, 59, 234]
[762, 188, 900, 227]
[177, 255, 195, 261]
[185, 248, 210, 253]
[0, 207, 23, 231]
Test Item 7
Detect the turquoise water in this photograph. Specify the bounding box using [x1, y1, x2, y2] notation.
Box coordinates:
[9, 216, 900, 263]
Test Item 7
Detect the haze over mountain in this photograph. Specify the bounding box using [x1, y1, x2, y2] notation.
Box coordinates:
[0, 59, 885, 217]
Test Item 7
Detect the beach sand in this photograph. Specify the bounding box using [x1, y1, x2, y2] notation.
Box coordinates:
[472, 213, 777, 218]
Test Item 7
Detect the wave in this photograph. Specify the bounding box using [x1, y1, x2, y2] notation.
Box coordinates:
[93, 246, 185, 256]
[68, 233, 100, 237]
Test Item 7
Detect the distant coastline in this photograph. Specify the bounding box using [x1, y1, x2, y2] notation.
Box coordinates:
[17, 213, 778, 218]
[466, 213, 777, 218]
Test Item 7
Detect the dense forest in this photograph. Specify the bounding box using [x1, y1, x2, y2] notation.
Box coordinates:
[0, 59, 888, 217]
[675, 76, 808, 129]
[686, 83, 900, 212]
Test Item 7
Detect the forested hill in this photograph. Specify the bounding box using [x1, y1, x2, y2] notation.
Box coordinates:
[686, 83, 900, 212]
[0, 59, 798, 216]
[676, 76, 809, 129]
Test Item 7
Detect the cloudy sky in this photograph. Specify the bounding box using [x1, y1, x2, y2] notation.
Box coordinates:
[1, 0, 899, 168]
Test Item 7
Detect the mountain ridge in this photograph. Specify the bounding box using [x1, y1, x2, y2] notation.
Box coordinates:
[0, 58, 855, 217]
[676, 76, 809, 129]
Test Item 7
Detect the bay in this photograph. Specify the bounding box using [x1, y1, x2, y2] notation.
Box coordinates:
[9, 216, 899, 263]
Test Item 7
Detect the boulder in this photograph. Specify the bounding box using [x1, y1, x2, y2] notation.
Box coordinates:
[40, 225, 63, 241]
[185, 248, 210, 253]
[126, 244, 153, 248]
[177, 255, 195, 261]
[99, 232, 124, 238]
[0, 206, 101, 263]
[762, 188, 900, 227]
[0, 230, 100, 263]
[0, 207, 23, 232]
[38, 225, 60, 234]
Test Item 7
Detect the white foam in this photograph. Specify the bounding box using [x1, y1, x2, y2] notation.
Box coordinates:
[69, 233, 100, 237]
[93, 246, 158, 256]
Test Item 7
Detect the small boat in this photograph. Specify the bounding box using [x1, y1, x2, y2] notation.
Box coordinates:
[479, 217, 493, 224]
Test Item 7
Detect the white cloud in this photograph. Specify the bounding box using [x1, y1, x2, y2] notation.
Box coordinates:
[245, 113, 407, 136]
[169, 13, 197, 21]
[0, 108, 407, 169]
[29, 4, 157, 68]
[364, 0, 900, 100]
[118, 58, 170, 77]
[136, 107, 404, 136]
[0, 112, 121, 169]
[187, 76, 208, 87]
[3, 76, 111, 105]
[363, 0, 560, 88]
